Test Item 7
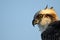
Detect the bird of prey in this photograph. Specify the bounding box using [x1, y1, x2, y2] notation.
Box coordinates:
[32, 6, 60, 40]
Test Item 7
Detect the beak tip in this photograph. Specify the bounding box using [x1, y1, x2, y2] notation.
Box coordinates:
[32, 23, 34, 27]
[33, 25, 35, 27]
[32, 20, 35, 27]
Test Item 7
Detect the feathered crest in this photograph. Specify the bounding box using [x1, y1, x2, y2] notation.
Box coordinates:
[50, 7, 53, 9]
[45, 5, 53, 9]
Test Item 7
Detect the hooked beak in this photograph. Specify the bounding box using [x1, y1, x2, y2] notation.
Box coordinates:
[32, 19, 39, 26]
[32, 19, 35, 26]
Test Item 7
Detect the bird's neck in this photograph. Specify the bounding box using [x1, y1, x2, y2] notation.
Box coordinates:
[38, 24, 49, 33]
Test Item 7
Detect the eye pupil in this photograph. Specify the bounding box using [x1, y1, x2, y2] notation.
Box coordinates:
[39, 14, 43, 17]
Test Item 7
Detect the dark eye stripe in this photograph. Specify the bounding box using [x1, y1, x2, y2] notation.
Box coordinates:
[46, 14, 54, 18]
[34, 14, 54, 20]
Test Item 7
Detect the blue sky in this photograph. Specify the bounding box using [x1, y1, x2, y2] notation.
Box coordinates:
[0, 0, 60, 40]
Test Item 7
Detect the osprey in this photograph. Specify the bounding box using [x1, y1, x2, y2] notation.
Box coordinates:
[32, 6, 60, 40]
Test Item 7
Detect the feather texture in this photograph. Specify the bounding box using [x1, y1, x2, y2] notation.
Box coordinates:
[41, 21, 60, 40]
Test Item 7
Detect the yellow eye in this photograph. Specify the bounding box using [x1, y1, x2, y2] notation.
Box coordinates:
[39, 14, 43, 17]
[36, 14, 44, 18]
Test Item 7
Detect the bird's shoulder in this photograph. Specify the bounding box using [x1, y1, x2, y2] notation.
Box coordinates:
[41, 20, 60, 40]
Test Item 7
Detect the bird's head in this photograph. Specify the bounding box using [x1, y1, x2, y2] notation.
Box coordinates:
[32, 6, 58, 31]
